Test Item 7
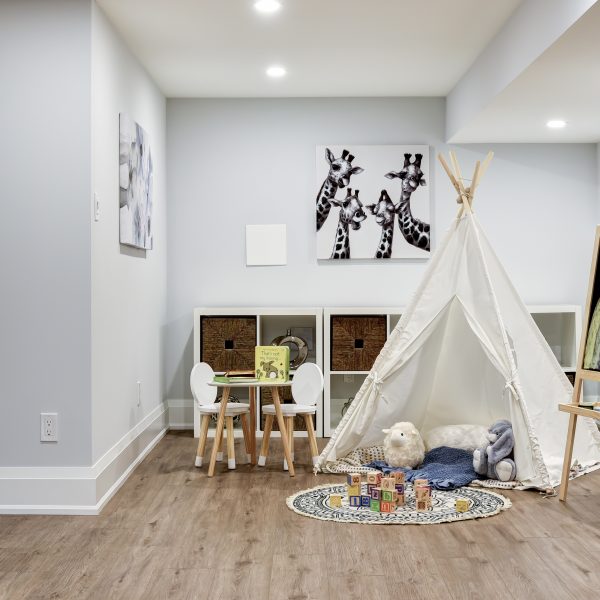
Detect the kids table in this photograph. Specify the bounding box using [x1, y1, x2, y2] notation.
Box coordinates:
[206, 380, 295, 477]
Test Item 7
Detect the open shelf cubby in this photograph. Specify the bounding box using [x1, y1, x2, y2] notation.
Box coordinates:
[193, 307, 323, 438]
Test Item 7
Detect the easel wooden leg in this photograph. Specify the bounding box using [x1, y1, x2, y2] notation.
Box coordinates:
[559, 375, 583, 502]
[195, 414, 210, 467]
[559, 414, 578, 502]
[272, 387, 295, 477]
[208, 387, 230, 477]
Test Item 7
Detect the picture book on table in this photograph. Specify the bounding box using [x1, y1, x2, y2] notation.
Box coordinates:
[255, 346, 290, 382]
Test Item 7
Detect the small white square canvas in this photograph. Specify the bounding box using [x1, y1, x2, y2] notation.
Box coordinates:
[246, 224, 287, 266]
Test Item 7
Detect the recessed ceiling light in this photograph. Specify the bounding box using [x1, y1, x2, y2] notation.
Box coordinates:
[266, 65, 286, 78]
[546, 119, 567, 129]
[254, 0, 281, 13]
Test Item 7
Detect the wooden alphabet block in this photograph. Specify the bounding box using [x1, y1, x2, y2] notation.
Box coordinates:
[382, 477, 396, 491]
[416, 499, 429, 511]
[329, 494, 343, 508]
[381, 490, 393, 502]
[346, 484, 360, 497]
[349, 495, 361, 507]
[366, 472, 382, 485]
[415, 485, 431, 500]
[370, 499, 380, 512]
[347, 473, 361, 486]
[395, 483, 405, 495]
[370, 487, 382, 500]
[390, 471, 405, 484]
[361, 495, 371, 507]
[455, 499, 470, 513]
[367, 483, 375, 495]
[414, 478, 429, 488]
[380, 501, 394, 513]
[396, 493, 405, 507]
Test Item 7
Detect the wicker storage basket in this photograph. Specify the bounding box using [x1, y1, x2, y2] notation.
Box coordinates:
[200, 316, 257, 371]
[331, 315, 387, 371]
[260, 386, 316, 432]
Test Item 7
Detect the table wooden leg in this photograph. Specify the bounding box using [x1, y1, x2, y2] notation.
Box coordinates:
[272, 387, 295, 477]
[226, 416, 236, 470]
[208, 386, 230, 477]
[249, 386, 257, 465]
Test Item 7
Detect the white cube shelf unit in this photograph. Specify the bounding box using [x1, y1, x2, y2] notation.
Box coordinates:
[193, 307, 323, 438]
[324, 307, 403, 437]
[323, 305, 581, 437]
[527, 305, 581, 379]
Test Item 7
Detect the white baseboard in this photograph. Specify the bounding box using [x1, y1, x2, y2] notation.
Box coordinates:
[0, 403, 168, 515]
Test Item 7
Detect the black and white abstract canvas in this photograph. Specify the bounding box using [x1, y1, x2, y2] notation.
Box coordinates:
[119, 113, 153, 250]
[315, 145, 430, 260]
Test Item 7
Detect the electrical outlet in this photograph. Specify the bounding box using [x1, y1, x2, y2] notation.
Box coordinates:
[344, 374, 354, 383]
[137, 381, 141, 407]
[40, 413, 58, 442]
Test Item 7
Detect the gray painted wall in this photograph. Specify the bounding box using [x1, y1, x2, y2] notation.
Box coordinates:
[166, 98, 597, 401]
[91, 4, 167, 463]
[0, 0, 92, 466]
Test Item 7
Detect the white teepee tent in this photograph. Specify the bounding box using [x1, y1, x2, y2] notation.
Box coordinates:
[316, 152, 600, 489]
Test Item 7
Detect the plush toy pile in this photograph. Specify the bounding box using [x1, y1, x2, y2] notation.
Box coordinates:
[378, 419, 517, 484]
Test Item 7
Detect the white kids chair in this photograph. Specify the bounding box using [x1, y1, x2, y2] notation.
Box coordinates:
[190, 362, 252, 470]
[258, 362, 323, 470]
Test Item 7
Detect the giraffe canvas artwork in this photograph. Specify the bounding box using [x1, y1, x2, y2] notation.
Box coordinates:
[316, 145, 430, 260]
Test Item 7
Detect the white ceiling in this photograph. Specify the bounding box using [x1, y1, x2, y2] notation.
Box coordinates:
[451, 2, 600, 143]
[97, 0, 521, 98]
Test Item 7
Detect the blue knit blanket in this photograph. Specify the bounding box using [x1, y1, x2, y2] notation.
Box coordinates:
[364, 446, 480, 490]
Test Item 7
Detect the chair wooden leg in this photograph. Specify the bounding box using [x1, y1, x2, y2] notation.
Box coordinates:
[226, 416, 236, 470]
[240, 413, 251, 463]
[304, 413, 319, 467]
[217, 434, 224, 462]
[195, 415, 210, 467]
[258, 414, 274, 467]
[272, 387, 295, 477]
[284, 416, 294, 471]
[208, 387, 230, 477]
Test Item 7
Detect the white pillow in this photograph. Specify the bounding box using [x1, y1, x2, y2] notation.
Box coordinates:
[423, 424, 488, 452]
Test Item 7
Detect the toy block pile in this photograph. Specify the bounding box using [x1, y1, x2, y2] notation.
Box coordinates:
[335, 471, 407, 513]
[414, 478, 431, 511]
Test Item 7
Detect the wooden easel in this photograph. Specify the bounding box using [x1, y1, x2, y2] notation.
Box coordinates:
[437, 151, 494, 216]
[559, 225, 600, 501]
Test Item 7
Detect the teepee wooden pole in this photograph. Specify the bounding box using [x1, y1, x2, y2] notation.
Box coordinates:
[437, 153, 461, 196]
[449, 151, 472, 213]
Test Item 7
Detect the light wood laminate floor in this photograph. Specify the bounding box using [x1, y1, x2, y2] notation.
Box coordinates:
[1, 431, 600, 599]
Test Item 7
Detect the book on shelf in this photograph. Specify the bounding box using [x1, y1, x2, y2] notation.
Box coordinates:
[213, 369, 259, 384]
[255, 345, 290, 382]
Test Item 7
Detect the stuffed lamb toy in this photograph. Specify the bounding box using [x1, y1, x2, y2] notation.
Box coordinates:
[473, 419, 516, 481]
[382, 422, 425, 468]
[423, 424, 488, 452]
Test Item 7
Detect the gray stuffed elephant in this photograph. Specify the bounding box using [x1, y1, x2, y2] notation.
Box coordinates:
[473, 419, 516, 482]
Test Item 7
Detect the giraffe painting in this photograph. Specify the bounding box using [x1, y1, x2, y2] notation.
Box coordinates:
[316, 145, 430, 260]
[329, 188, 367, 260]
[385, 153, 430, 252]
[366, 190, 396, 259]
[316, 148, 363, 232]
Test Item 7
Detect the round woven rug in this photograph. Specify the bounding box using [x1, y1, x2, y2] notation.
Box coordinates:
[287, 482, 511, 525]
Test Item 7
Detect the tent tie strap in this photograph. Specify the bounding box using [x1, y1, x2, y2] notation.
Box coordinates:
[368, 371, 384, 395]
